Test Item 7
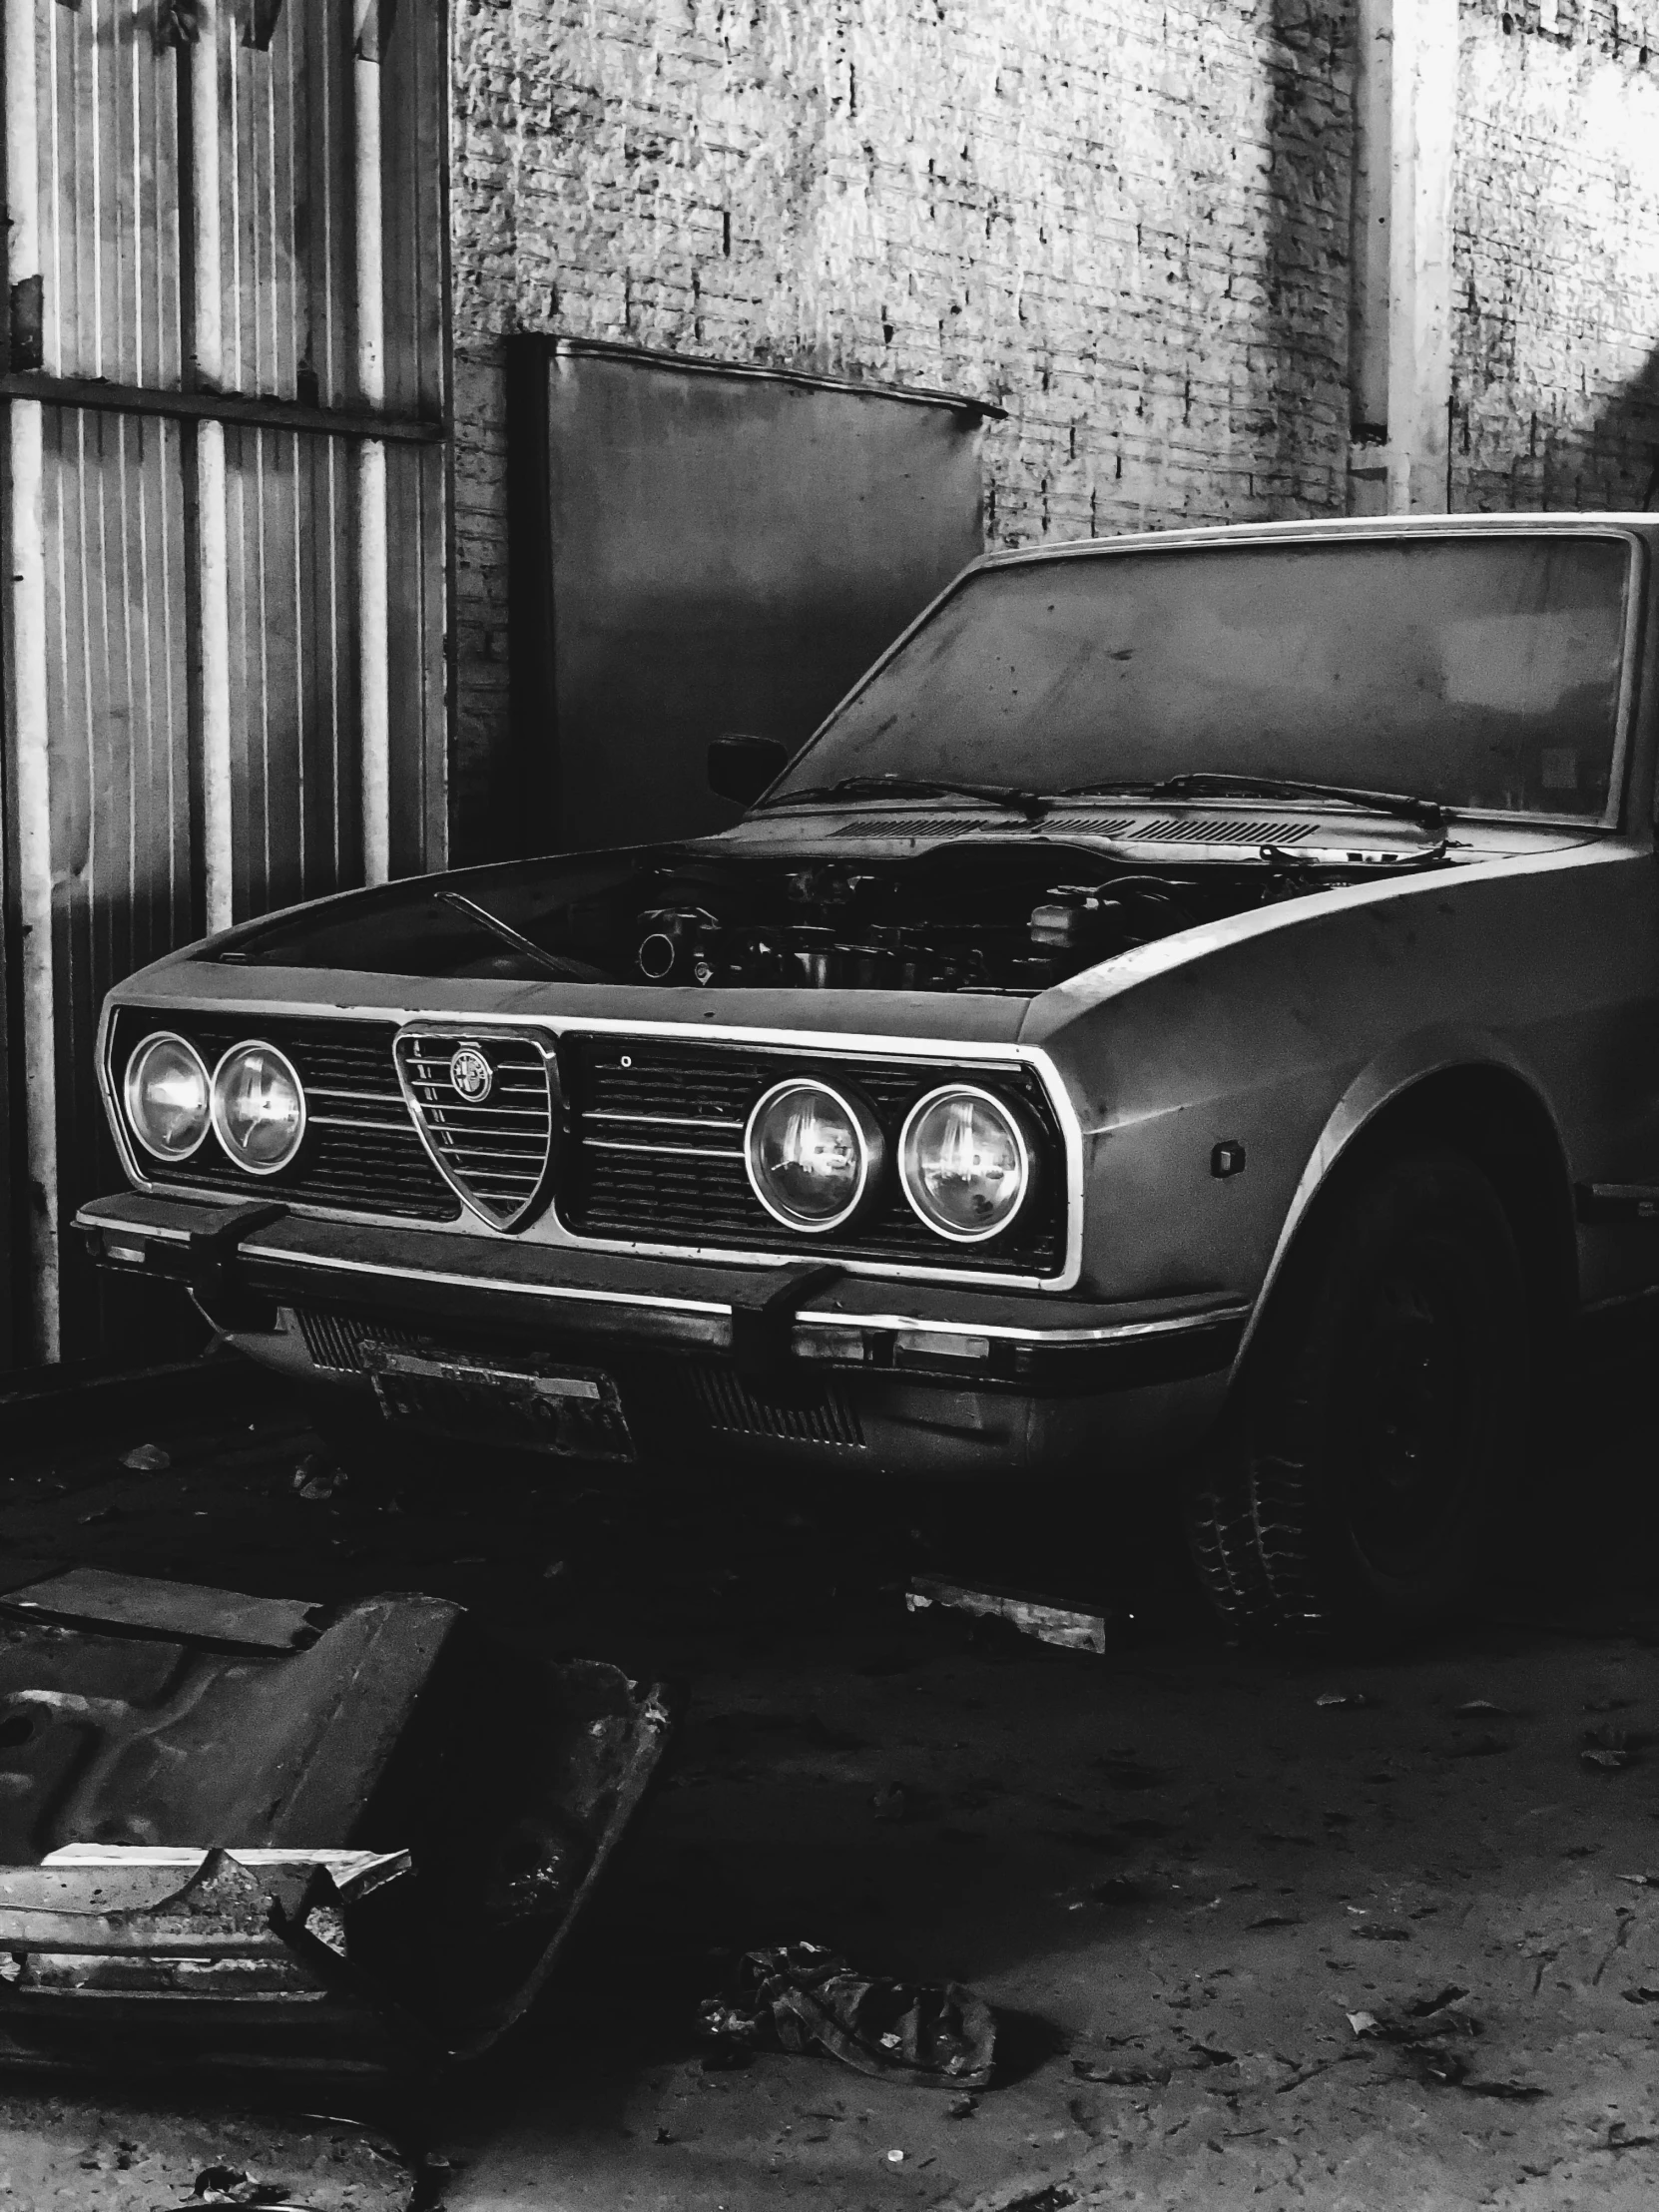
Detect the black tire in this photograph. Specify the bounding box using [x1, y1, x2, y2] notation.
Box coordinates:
[1184, 1148, 1529, 1643]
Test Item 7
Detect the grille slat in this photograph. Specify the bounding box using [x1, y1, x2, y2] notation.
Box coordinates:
[108, 1008, 458, 1221]
[563, 1037, 1064, 1275]
[394, 1029, 556, 1230]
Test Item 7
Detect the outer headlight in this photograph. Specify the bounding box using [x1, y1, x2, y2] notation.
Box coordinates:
[745, 1078, 883, 1233]
[123, 1032, 211, 1162]
[899, 1086, 1036, 1242]
[211, 1040, 306, 1174]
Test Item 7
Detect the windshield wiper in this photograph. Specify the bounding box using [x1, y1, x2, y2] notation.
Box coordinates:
[1060, 771, 1445, 829]
[761, 774, 1050, 820]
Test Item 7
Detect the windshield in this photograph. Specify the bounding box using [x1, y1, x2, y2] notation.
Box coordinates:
[767, 534, 1632, 820]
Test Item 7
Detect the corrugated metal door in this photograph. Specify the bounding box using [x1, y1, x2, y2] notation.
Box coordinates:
[1, 0, 449, 1365]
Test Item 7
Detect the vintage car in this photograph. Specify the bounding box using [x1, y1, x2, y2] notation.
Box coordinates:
[78, 514, 1657, 1639]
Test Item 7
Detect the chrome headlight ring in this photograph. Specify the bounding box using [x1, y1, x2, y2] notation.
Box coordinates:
[897, 1083, 1038, 1243]
[210, 1038, 307, 1176]
[122, 1031, 213, 1163]
[744, 1076, 885, 1235]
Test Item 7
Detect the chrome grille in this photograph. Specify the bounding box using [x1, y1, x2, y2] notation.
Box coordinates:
[395, 1029, 558, 1231]
[561, 1037, 1066, 1275]
[106, 1006, 458, 1220]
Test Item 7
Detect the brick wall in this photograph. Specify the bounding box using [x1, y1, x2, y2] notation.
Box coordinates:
[448, 0, 1356, 858]
[1453, 0, 1659, 510]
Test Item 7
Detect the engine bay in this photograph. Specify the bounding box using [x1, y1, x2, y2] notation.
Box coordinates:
[217, 830, 1449, 990]
[464, 837, 1443, 992]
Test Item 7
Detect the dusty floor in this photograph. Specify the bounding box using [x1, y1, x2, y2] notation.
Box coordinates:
[3, 1345, 1659, 2210]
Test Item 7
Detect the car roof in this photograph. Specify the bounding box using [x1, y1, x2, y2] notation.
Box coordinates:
[975, 511, 1655, 573]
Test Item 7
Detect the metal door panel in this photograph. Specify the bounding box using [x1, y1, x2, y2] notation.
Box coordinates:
[528, 344, 987, 852]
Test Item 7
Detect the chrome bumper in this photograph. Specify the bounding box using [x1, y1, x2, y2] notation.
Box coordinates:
[77, 1191, 1251, 1398]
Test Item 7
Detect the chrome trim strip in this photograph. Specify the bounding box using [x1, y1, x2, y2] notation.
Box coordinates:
[308, 1115, 424, 1135]
[587, 1137, 744, 1161]
[588, 1111, 747, 1133]
[79, 1203, 1240, 1350]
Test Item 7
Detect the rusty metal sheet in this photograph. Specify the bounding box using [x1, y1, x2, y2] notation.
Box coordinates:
[1, 1570, 325, 1653]
[0, 1574, 676, 2072]
[0, 1582, 460, 1860]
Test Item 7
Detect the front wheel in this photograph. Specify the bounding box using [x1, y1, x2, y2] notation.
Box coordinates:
[1184, 1148, 1528, 1643]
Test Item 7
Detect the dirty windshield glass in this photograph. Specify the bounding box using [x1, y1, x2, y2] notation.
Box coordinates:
[769, 534, 1631, 819]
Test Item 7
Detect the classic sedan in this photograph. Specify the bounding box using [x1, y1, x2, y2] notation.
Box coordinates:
[78, 514, 1657, 1639]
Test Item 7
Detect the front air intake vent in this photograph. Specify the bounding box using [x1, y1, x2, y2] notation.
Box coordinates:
[395, 1027, 558, 1231]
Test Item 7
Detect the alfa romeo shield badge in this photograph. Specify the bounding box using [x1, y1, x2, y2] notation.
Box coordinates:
[449, 1045, 493, 1102]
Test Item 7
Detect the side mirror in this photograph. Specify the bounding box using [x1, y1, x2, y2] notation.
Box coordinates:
[708, 733, 789, 808]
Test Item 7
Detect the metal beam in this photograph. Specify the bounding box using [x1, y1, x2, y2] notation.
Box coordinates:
[1346, 0, 1457, 515]
[355, 46, 390, 887]
[0, 373, 445, 443]
[6, 0, 59, 1361]
[191, 0, 234, 937]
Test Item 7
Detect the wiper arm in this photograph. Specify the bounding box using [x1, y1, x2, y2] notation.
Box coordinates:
[435, 890, 569, 976]
[761, 774, 1050, 820]
[1063, 771, 1445, 829]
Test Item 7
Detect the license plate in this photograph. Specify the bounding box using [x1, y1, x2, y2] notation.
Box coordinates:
[365, 1349, 636, 1461]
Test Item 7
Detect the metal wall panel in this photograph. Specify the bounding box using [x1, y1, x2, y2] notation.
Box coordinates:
[224, 423, 356, 917]
[38, 0, 186, 386]
[40, 404, 196, 1355]
[528, 345, 986, 851]
[4, 0, 451, 1366]
[223, 0, 352, 406]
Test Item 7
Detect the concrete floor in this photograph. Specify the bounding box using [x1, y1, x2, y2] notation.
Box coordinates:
[4, 1351, 1659, 2211]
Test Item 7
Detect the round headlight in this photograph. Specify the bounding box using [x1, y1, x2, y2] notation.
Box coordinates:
[211, 1040, 305, 1174]
[899, 1086, 1036, 1242]
[123, 1032, 211, 1162]
[745, 1078, 883, 1233]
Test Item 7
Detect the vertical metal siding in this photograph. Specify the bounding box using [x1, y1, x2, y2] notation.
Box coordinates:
[41, 403, 194, 1353]
[225, 423, 358, 918]
[223, 0, 354, 406]
[5, 0, 451, 1365]
[40, 0, 185, 386]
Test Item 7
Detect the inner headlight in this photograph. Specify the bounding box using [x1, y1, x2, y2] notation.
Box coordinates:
[745, 1078, 883, 1233]
[123, 1033, 211, 1162]
[211, 1040, 305, 1174]
[899, 1086, 1036, 1242]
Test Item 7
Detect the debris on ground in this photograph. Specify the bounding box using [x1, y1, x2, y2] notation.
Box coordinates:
[290, 1453, 342, 1501]
[1346, 1988, 1479, 2042]
[905, 1574, 1112, 1655]
[0, 1568, 674, 2070]
[1451, 1699, 1508, 1718]
[1583, 1728, 1633, 1771]
[118, 1442, 171, 1472]
[1315, 1691, 1375, 1710]
[190, 2168, 318, 2208]
[696, 1940, 996, 2087]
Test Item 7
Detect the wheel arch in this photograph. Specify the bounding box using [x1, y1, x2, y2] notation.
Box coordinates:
[1233, 1036, 1577, 1386]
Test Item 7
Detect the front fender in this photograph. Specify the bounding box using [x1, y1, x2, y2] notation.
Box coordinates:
[1232, 1022, 1569, 1370]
